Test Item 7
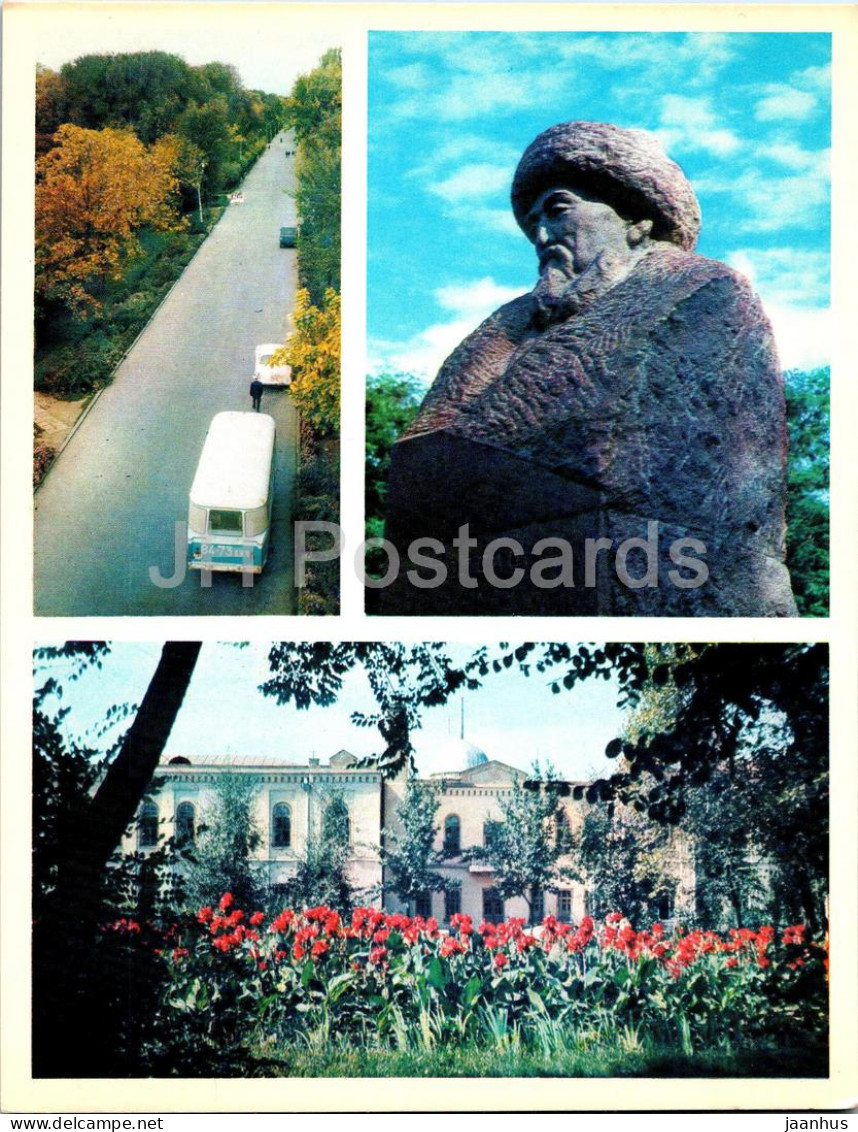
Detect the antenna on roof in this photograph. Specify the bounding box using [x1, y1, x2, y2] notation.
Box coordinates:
[460, 697, 465, 741]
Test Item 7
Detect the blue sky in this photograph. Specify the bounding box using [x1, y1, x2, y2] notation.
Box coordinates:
[36, 642, 625, 781]
[367, 31, 831, 380]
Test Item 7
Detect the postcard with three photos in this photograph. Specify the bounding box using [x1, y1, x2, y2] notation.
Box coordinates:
[1, 0, 857, 1116]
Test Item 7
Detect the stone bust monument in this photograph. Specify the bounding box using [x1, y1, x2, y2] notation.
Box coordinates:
[380, 121, 797, 616]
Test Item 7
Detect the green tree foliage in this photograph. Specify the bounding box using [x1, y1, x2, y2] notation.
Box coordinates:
[36, 50, 286, 198]
[785, 367, 829, 616]
[588, 643, 829, 931]
[465, 767, 571, 916]
[33, 686, 106, 924]
[287, 49, 341, 305]
[32, 644, 196, 1077]
[286, 48, 342, 147]
[283, 49, 342, 612]
[382, 780, 451, 910]
[177, 96, 236, 196]
[578, 800, 678, 923]
[182, 774, 266, 911]
[34, 51, 286, 333]
[262, 642, 482, 777]
[49, 51, 200, 141]
[365, 371, 423, 537]
[283, 791, 354, 911]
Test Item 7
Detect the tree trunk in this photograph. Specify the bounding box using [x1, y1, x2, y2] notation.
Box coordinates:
[33, 642, 201, 1077]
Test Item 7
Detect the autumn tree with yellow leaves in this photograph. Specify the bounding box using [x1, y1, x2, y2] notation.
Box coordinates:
[35, 124, 181, 316]
[277, 288, 341, 438]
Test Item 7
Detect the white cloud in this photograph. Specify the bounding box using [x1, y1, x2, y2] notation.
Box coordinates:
[727, 248, 829, 369]
[428, 162, 515, 205]
[368, 276, 526, 379]
[385, 62, 430, 92]
[656, 95, 742, 157]
[755, 86, 818, 122]
[799, 62, 832, 91]
[758, 141, 823, 171]
[694, 164, 829, 234]
[726, 247, 828, 307]
[765, 304, 831, 371]
[556, 31, 735, 86]
[465, 206, 521, 237]
[728, 246, 828, 307]
[435, 277, 525, 318]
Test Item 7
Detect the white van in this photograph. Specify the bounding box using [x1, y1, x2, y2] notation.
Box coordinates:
[254, 342, 292, 387]
[187, 412, 276, 574]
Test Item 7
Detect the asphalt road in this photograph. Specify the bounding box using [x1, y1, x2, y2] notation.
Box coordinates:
[35, 133, 300, 616]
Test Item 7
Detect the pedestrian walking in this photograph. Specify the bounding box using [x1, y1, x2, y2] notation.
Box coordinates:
[250, 377, 263, 411]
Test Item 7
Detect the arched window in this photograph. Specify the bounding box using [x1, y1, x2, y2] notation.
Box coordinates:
[139, 801, 159, 848]
[272, 802, 292, 848]
[483, 887, 504, 925]
[323, 797, 350, 844]
[443, 814, 461, 854]
[175, 801, 195, 846]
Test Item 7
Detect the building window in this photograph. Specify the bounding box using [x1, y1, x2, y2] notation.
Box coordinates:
[531, 887, 545, 925]
[483, 887, 504, 924]
[483, 820, 501, 851]
[138, 801, 159, 848]
[323, 797, 350, 843]
[557, 889, 572, 923]
[415, 891, 432, 919]
[443, 814, 461, 854]
[554, 811, 573, 853]
[272, 803, 291, 848]
[175, 801, 195, 846]
[444, 885, 461, 923]
[658, 893, 673, 921]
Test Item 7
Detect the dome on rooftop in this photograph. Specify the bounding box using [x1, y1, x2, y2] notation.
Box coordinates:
[434, 737, 489, 772]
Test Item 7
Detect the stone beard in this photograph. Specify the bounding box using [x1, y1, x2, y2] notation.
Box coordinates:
[379, 121, 797, 618]
[531, 242, 648, 327]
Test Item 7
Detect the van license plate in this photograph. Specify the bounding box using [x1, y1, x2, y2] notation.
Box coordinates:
[203, 545, 251, 559]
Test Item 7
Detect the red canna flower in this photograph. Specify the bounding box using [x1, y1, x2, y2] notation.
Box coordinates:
[494, 953, 509, 970]
[270, 909, 294, 934]
[440, 935, 465, 958]
[219, 893, 234, 911]
[249, 911, 265, 927]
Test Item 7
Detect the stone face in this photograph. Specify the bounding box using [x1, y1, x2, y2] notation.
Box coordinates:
[511, 120, 702, 250]
[379, 124, 796, 617]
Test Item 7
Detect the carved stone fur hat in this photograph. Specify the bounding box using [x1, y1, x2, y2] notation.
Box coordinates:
[511, 120, 702, 251]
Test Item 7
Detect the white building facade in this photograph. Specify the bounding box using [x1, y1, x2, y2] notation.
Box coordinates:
[124, 739, 695, 925]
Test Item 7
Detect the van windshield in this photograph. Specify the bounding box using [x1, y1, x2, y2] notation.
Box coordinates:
[208, 509, 243, 536]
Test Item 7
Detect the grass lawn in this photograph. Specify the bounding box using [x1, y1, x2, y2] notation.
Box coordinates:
[256, 1043, 827, 1079]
